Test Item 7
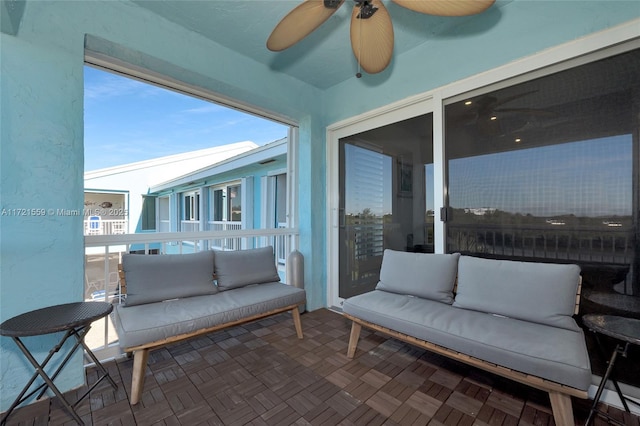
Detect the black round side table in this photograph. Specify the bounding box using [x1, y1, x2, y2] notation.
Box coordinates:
[583, 314, 640, 426]
[0, 302, 117, 425]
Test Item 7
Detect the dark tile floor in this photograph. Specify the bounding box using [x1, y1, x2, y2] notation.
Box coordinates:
[2, 309, 639, 425]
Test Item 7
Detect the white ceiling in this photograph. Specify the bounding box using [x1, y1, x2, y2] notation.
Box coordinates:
[132, 0, 510, 89]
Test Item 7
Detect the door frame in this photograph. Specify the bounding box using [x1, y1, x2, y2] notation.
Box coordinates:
[326, 96, 441, 309]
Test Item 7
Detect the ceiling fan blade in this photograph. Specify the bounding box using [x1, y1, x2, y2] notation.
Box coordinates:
[391, 0, 495, 16]
[350, 0, 394, 74]
[267, 0, 345, 51]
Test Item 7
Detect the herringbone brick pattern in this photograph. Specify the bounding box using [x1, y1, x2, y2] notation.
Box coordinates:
[3, 309, 639, 425]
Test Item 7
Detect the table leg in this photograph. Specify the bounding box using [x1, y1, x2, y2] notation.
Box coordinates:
[585, 342, 627, 426]
[591, 332, 631, 412]
[8, 336, 85, 425]
[73, 327, 117, 404]
[36, 327, 88, 400]
[1, 329, 79, 426]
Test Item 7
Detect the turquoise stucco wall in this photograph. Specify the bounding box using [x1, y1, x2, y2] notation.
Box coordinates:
[1, 30, 87, 409]
[0, 0, 324, 411]
[1, 0, 639, 412]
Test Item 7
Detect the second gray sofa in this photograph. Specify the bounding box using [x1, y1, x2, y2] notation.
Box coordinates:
[344, 249, 590, 426]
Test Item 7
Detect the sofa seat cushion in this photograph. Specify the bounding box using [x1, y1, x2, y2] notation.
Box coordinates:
[112, 283, 305, 349]
[344, 290, 591, 391]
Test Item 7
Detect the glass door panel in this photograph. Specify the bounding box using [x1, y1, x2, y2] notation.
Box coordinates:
[443, 48, 640, 386]
[338, 114, 434, 299]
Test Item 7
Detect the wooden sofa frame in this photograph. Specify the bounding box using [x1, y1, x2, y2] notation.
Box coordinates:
[117, 265, 304, 405]
[344, 280, 587, 426]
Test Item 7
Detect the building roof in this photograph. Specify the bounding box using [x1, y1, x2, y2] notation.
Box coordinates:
[149, 137, 287, 193]
[84, 141, 259, 185]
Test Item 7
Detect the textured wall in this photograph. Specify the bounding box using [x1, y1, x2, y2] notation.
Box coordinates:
[1, 30, 87, 411]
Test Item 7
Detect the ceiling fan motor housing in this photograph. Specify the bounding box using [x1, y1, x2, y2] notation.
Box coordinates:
[356, 1, 378, 19]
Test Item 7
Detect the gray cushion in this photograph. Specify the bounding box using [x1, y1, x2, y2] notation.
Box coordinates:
[344, 290, 591, 391]
[112, 282, 306, 348]
[375, 250, 460, 304]
[453, 256, 581, 330]
[122, 251, 217, 306]
[214, 246, 281, 290]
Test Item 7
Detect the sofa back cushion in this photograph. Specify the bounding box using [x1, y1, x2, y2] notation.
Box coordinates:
[214, 246, 281, 290]
[375, 250, 460, 304]
[453, 256, 581, 330]
[123, 250, 217, 307]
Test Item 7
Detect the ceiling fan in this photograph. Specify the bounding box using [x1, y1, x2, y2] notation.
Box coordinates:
[266, 0, 495, 76]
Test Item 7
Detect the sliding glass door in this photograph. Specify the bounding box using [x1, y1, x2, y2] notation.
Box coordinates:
[338, 114, 434, 300]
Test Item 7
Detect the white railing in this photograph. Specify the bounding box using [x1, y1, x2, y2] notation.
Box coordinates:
[277, 222, 287, 264]
[208, 221, 242, 250]
[84, 219, 128, 235]
[84, 227, 299, 360]
[180, 220, 200, 233]
[158, 219, 170, 233]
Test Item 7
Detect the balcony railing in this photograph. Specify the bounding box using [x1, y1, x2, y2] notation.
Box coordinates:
[447, 224, 634, 265]
[84, 227, 299, 360]
[180, 220, 200, 233]
[208, 221, 242, 250]
[83, 219, 127, 235]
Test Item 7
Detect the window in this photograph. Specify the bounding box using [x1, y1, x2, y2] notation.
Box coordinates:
[141, 195, 156, 231]
[228, 184, 241, 222]
[208, 183, 242, 226]
[181, 191, 200, 232]
[445, 49, 637, 276]
[158, 196, 170, 232]
[207, 183, 244, 250]
[275, 173, 287, 227]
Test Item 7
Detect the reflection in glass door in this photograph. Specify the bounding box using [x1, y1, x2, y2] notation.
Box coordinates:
[338, 114, 434, 300]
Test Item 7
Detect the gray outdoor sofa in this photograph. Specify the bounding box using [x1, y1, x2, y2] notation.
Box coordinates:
[111, 246, 306, 404]
[344, 249, 591, 426]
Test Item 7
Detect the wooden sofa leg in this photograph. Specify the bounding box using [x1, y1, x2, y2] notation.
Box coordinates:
[347, 321, 362, 359]
[292, 306, 303, 339]
[549, 391, 574, 426]
[130, 349, 149, 405]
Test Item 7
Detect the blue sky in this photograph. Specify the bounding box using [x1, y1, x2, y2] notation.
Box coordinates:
[83, 66, 288, 171]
